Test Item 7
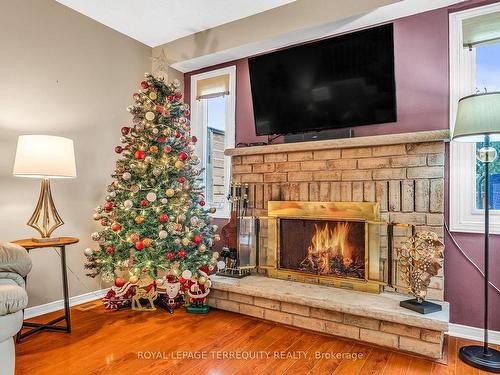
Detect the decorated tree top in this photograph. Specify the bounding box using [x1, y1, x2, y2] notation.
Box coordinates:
[85, 73, 220, 284]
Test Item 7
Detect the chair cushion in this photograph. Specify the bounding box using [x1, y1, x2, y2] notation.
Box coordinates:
[0, 279, 28, 316]
[0, 242, 32, 277]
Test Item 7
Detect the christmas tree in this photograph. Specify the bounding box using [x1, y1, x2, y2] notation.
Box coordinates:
[84, 73, 220, 292]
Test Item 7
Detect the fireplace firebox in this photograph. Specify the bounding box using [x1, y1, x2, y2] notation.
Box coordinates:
[266, 201, 387, 293]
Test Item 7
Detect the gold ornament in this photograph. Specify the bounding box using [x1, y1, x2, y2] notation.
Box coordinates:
[165, 188, 175, 197]
[175, 160, 183, 169]
[143, 238, 152, 247]
[150, 145, 158, 153]
[135, 216, 144, 224]
[397, 231, 444, 303]
[149, 92, 157, 100]
[198, 244, 206, 252]
[181, 237, 190, 246]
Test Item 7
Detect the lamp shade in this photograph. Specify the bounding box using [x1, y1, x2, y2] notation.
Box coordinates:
[453, 92, 500, 142]
[13, 135, 77, 178]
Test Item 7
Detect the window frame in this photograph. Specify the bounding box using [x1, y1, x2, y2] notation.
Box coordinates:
[449, 2, 500, 234]
[190, 65, 236, 219]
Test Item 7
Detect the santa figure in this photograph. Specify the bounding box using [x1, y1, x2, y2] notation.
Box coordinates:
[184, 267, 212, 313]
[157, 275, 184, 313]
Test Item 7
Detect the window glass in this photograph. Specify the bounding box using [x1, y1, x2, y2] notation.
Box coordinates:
[206, 96, 227, 208]
[475, 43, 500, 209]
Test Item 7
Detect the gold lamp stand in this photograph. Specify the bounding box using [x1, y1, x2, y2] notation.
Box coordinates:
[28, 178, 64, 242]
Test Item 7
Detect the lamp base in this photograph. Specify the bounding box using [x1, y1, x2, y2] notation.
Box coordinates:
[400, 299, 442, 314]
[31, 237, 61, 243]
[459, 345, 500, 373]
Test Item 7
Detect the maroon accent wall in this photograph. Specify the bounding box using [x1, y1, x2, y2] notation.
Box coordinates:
[185, 5, 500, 330]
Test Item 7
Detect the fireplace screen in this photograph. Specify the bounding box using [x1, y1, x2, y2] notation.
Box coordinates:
[279, 219, 365, 279]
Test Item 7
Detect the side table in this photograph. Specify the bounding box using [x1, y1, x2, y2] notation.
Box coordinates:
[12, 237, 79, 341]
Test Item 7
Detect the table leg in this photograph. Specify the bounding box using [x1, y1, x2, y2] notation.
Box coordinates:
[60, 245, 71, 333]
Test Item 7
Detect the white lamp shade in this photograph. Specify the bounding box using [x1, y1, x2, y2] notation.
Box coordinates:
[453, 92, 500, 142]
[13, 135, 77, 178]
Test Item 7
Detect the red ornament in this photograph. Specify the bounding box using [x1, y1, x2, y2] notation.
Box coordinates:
[100, 218, 108, 226]
[115, 277, 125, 287]
[183, 110, 190, 117]
[135, 241, 144, 250]
[134, 150, 145, 160]
[155, 105, 164, 113]
[130, 233, 139, 242]
[140, 199, 149, 207]
[106, 246, 114, 254]
[179, 277, 186, 284]
[104, 201, 114, 212]
[167, 95, 174, 102]
[175, 131, 181, 138]
[193, 235, 202, 244]
[159, 213, 168, 222]
[175, 94, 182, 100]
[199, 200, 206, 207]
[121, 127, 130, 136]
[166, 252, 174, 259]
[157, 136, 166, 143]
[163, 145, 172, 153]
[178, 250, 186, 258]
[162, 110, 170, 118]
[115, 146, 123, 154]
[178, 176, 186, 184]
[111, 222, 121, 232]
[178, 152, 188, 161]
[192, 136, 197, 143]
[140, 81, 149, 89]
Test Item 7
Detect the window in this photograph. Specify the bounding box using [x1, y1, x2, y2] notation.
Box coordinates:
[450, 3, 500, 233]
[190, 66, 236, 218]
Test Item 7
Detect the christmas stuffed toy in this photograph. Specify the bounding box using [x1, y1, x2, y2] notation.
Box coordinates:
[157, 275, 184, 313]
[102, 280, 134, 310]
[184, 267, 212, 314]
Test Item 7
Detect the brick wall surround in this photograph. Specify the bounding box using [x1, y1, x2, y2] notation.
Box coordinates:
[227, 131, 447, 300]
[208, 290, 445, 359]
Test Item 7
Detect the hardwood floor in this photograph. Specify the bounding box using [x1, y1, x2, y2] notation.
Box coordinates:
[14, 303, 499, 374]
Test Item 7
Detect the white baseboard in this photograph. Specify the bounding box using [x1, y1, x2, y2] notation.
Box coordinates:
[448, 323, 500, 345]
[24, 289, 107, 320]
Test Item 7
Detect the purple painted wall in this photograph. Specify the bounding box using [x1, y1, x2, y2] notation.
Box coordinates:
[185, 4, 500, 330]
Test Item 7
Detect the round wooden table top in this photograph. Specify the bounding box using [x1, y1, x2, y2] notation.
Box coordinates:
[12, 237, 80, 250]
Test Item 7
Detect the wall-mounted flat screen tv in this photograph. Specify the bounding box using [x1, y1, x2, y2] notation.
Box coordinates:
[249, 24, 397, 136]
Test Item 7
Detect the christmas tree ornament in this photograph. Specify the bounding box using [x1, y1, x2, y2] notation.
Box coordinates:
[135, 241, 144, 250]
[115, 146, 123, 154]
[130, 233, 139, 242]
[130, 185, 139, 193]
[166, 252, 174, 259]
[146, 192, 157, 202]
[181, 238, 190, 246]
[198, 244, 206, 252]
[193, 235, 202, 244]
[93, 213, 101, 220]
[140, 199, 149, 207]
[134, 216, 144, 224]
[122, 172, 131, 180]
[149, 92, 157, 100]
[140, 81, 149, 89]
[124, 200, 133, 209]
[165, 188, 175, 197]
[134, 150, 146, 160]
[149, 145, 159, 153]
[106, 246, 114, 254]
[121, 127, 130, 136]
[143, 238, 152, 247]
[83, 248, 93, 256]
[158, 230, 168, 239]
[159, 213, 168, 222]
[145, 111, 155, 121]
[111, 222, 121, 232]
[91, 232, 101, 241]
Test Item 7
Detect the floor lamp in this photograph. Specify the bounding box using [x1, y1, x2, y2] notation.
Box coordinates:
[452, 92, 500, 373]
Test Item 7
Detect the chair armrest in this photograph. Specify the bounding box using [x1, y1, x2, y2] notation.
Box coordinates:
[0, 272, 26, 289]
[0, 242, 32, 278]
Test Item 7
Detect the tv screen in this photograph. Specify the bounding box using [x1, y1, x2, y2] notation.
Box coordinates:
[249, 24, 396, 136]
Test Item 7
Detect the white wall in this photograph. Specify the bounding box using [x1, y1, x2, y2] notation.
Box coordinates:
[0, 0, 151, 306]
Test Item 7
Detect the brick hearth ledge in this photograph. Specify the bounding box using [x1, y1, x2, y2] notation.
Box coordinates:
[210, 275, 449, 359]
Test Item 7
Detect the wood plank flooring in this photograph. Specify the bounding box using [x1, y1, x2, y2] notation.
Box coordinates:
[14, 303, 499, 374]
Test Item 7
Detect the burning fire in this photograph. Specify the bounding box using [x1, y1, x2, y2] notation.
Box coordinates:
[306, 222, 354, 274]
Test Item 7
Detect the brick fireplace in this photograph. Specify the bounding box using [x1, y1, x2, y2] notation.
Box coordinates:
[211, 130, 449, 358]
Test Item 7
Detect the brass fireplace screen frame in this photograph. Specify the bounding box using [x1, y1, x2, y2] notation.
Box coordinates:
[264, 201, 402, 294]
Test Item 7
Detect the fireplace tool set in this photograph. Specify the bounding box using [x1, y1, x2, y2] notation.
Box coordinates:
[218, 182, 259, 278]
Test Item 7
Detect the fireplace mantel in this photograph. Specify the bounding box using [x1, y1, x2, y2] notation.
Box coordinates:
[225, 130, 450, 156]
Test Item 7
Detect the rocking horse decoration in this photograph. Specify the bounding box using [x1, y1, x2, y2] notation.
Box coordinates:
[396, 230, 444, 314]
[131, 276, 158, 311]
